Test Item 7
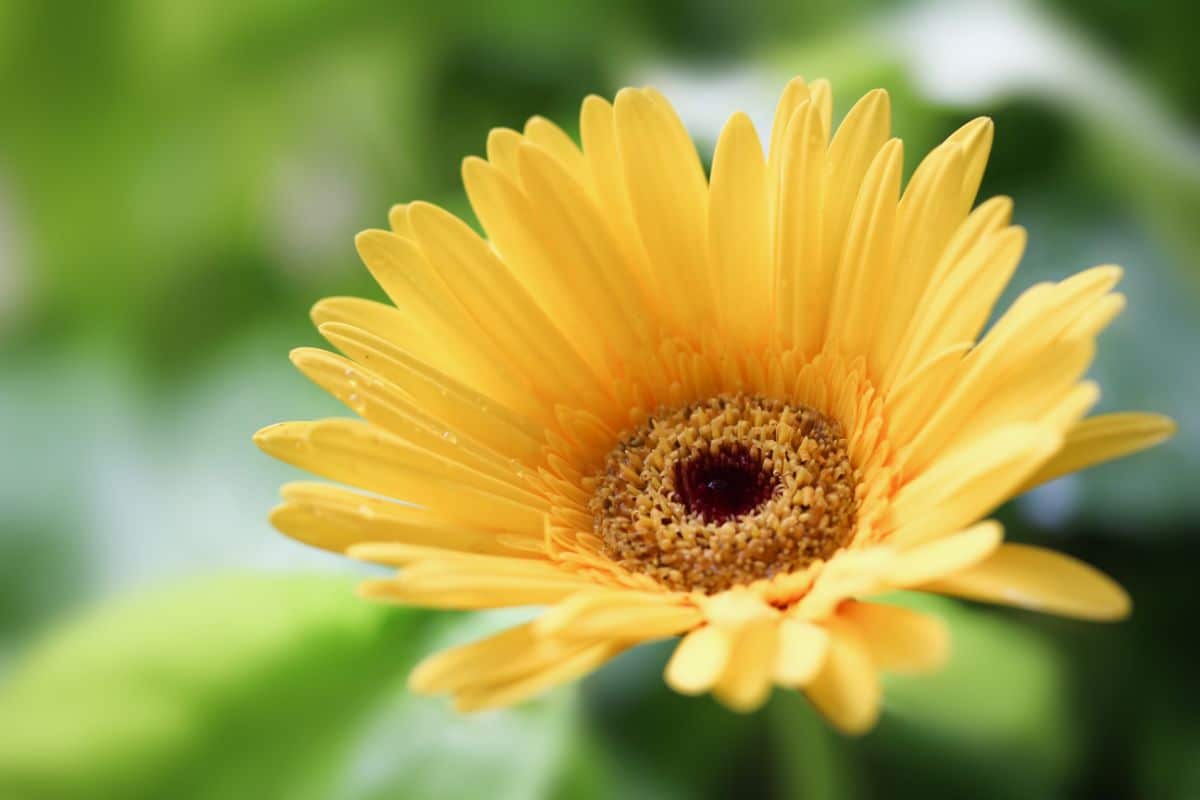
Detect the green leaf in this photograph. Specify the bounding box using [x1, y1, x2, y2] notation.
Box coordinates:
[546, 723, 617, 800]
[867, 593, 1077, 799]
[343, 691, 582, 800]
[577, 642, 765, 800]
[0, 574, 423, 800]
[334, 610, 585, 800]
[1138, 702, 1200, 800]
[769, 690, 864, 800]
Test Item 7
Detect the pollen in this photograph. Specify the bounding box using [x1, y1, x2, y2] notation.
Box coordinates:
[590, 395, 861, 594]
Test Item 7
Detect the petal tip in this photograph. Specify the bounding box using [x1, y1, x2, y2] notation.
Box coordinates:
[353, 227, 388, 249]
[461, 154, 489, 180]
[252, 422, 297, 453]
[407, 657, 441, 695]
[1095, 582, 1133, 622]
[714, 686, 774, 714]
[581, 93, 610, 111]
[287, 346, 321, 369]
[1153, 414, 1179, 440]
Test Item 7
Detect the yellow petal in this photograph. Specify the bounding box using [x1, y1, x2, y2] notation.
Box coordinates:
[454, 641, 625, 712]
[387, 203, 413, 237]
[890, 424, 1060, 546]
[534, 592, 698, 640]
[348, 542, 556, 569]
[350, 231, 523, 402]
[766, 75, 810, 215]
[709, 111, 771, 347]
[839, 601, 950, 674]
[1038, 380, 1100, 433]
[804, 618, 881, 735]
[713, 616, 778, 712]
[896, 266, 1121, 474]
[795, 547, 895, 620]
[926, 194, 1014, 290]
[889, 225, 1026, 381]
[774, 98, 828, 353]
[879, 190, 1013, 396]
[808, 78, 834, 140]
[887, 521, 1004, 587]
[353, 230, 511, 375]
[288, 347, 543, 491]
[944, 115, 994, 210]
[360, 563, 593, 610]
[1019, 413, 1177, 492]
[702, 586, 777, 627]
[1064, 292, 1125, 340]
[774, 618, 829, 687]
[921, 544, 1131, 621]
[873, 142, 967, 383]
[827, 137, 903, 362]
[408, 623, 550, 694]
[463, 151, 645, 379]
[270, 482, 531, 556]
[317, 322, 547, 462]
[822, 89, 891, 315]
[579, 95, 648, 288]
[252, 419, 546, 535]
[946, 338, 1095, 451]
[486, 127, 523, 182]
[523, 115, 591, 191]
[792, 551, 897, 618]
[514, 142, 654, 352]
[964, 266, 1122, 385]
[665, 626, 731, 695]
[410, 622, 615, 703]
[311, 294, 544, 427]
[407, 200, 612, 412]
[354, 228, 458, 318]
[884, 341, 970, 447]
[613, 87, 711, 332]
[258, 414, 537, 508]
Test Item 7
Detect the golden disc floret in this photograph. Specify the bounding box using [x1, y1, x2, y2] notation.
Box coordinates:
[591, 395, 861, 593]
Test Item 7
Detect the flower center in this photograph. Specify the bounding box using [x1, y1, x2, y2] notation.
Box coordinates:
[673, 444, 778, 524]
[590, 394, 861, 594]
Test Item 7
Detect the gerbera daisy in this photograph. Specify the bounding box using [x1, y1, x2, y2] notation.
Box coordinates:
[254, 77, 1174, 732]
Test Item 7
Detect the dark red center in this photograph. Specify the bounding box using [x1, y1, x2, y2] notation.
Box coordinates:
[673, 444, 778, 524]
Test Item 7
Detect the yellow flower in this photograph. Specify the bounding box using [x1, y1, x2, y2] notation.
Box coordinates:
[254, 78, 1174, 733]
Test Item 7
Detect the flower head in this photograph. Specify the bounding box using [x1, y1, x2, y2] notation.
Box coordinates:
[255, 78, 1174, 732]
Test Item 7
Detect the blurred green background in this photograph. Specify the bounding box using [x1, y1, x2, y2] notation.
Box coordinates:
[1, 1, 1197, 798]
